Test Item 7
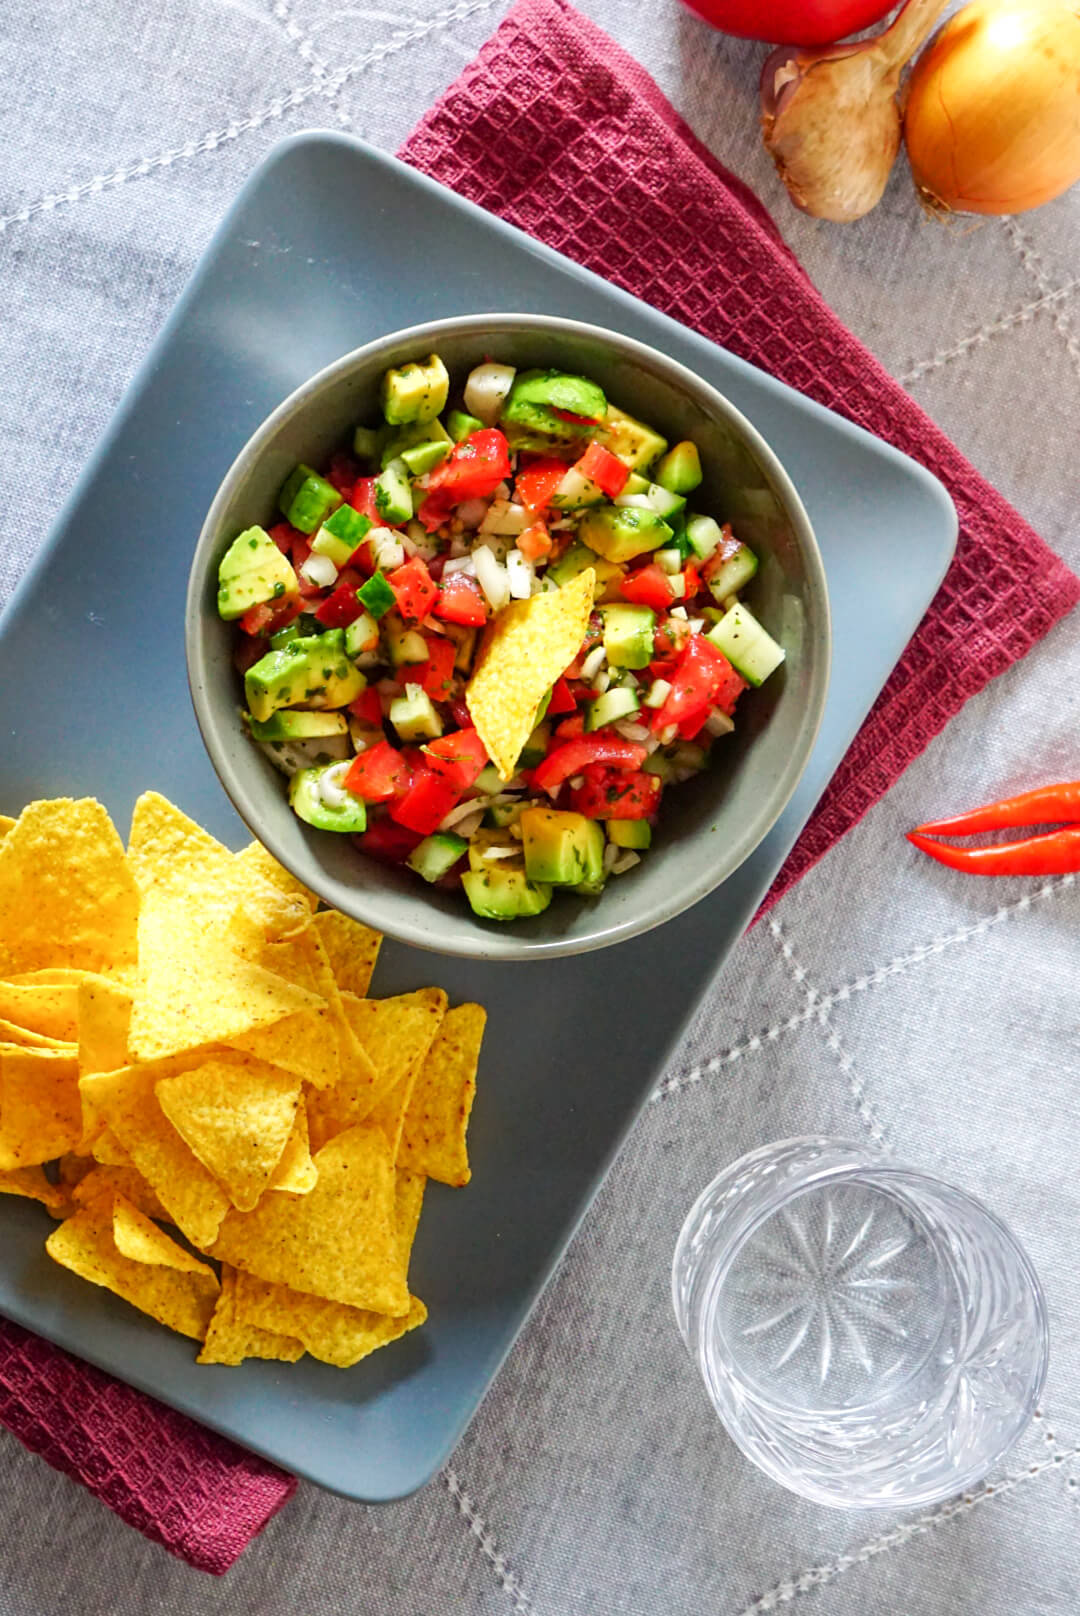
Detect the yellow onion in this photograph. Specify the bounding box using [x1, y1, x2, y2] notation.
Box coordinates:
[905, 0, 1080, 215]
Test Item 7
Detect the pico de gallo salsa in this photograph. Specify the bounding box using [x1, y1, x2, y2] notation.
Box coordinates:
[217, 353, 786, 920]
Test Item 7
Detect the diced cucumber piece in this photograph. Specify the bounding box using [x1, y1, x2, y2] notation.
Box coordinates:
[653, 549, 684, 575]
[270, 610, 321, 649]
[279, 465, 342, 534]
[381, 354, 449, 425]
[685, 515, 725, 561]
[706, 602, 785, 686]
[407, 831, 469, 883]
[654, 440, 703, 494]
[550, 463, 606, 510]
[311, 503, 371, 567]
[643, 752, 676, 782]
[601, 603, 655, 670]
[344, 610, 380, 659]
[519, 720, 551, 770]
[616, 483, 685, 520]
[389, 683, 443, 742]
[473, 763, 503, 796]
[217, 526, 298, 621]
[585, 685, 641, 730]
[352, 425, 381, 461]
[384, 613, 428, 667]
[447, 409, 484, 442]
[289, 762, 367, 833]
[621, 472, 650, 496]
[357, 570, 395, 619]
[607, 819, 652, 849]
[462, 867, 552, 920]
[485, 802, 525, 829]
[464, 362, 516, 426]
[401, 438, 451, 475]
[248, 710, 349, 743]
[706, 541, 759, 600]
[374, 458, 413, 525]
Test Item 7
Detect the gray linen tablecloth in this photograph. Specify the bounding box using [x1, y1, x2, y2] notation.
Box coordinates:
[2, 2, 1079, 1610]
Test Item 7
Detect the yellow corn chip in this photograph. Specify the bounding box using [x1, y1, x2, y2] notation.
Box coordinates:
[81, 1060, 232, 1248]
[0, 1019, 75, 1051]
[155, 1055, 301, 1212]
[77, 977, 132, 1075]
[260, 929, 370, 1090]
[0, 1165, 73, 1217]
[398, 1003, 485, 1186]
[0, 798, 139, 975]
[232, 1269, 426, 1369]
[91, 1127, 133, 1167]
[46, 1191, 219, 1340]
[368, 1072, 420, 1161]
[466, 568, 595, 780]
[307, 989, 447, 1153]
[72, 1163, 170, 1222]
[395, 1168, 427, 1282]
[57, 1153, 97, 1188]
[197, 1265, 306, 1366]
[228, 1008, 339, 1089]
[127, 792, 309, 939]
[311, 910, 382, 999]
[211, 1126, 409, 1316]
[0, 982, 79, 1042]
[235, 842, 318, 915]
[0, 814, 14, 841]
[0, 1045, 82, 1168]
[268, 1102, 318, 1196]
[129, 893, 323, 1062]
[7, 969, 97, 986]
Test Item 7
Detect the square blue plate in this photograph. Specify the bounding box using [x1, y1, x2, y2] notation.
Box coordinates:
[0, 134, 956, 1502]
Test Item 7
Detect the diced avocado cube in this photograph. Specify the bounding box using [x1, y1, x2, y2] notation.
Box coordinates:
[520, 807, 605, 887]
[602, 603, 655, 670]
[374, 457, 413, 525]
[389, 683, 443, 743]
[502, 369, 607, 441]
[447, 409, 485, 443]
[546, 541, 623, 598]
[247, 710, 349, 743]
[468, 828, 523, 873]
[622, 472, 651, 496]
[244, 630, 365, 722]
[401, 438, 451, 476]
[344, 609, 380, 659]
[279, 465, 342, 534]
[599, 406, 668, 472]
[217, 526, 299, 622]
[311, 504, 371, 567]
[578, 505, 673, 564]
[357, 569, 395, 619]
[461, 867, 552, 920]
[654, 440, 703, 494]
[352, 424, 381, 462]
[380, 354, 450, 426]
[381, 417, 451, 468]
[383, 612, 428, 668]
[288, 763, 367, 833]
[607, 819, 652, 849]
[643, 751, 676, 782]
[407, 832, 469, 883]
[519, 720, 551, 771]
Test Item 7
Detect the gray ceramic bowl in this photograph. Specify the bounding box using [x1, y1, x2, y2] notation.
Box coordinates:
[187, 314, 830, 960]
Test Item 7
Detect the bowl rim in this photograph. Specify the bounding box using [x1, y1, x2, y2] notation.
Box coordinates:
[186, 312, 831, 960]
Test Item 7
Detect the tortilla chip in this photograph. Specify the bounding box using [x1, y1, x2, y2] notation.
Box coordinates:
[0, 1165, 73, 1217]
[46, 1190, 219, 1340]
[0, 1019, 76, 1052]
[127, 792, 309, 939]
[235, 842, 318, 915]
[81, 1060, 232, 1248]
[155, 1055, 301, 1212]
[57, 1152, 97, 1187]
[227, 1007, 339, 1090]
[91, 1127, 133, 1167]
[466, 568, 595, 780]
[77, 977, 132, 1075]
[259, 928, 369, 1090]
[0, 798, 139, 975]
[0, 1045, 82, 1168]
[0, 814, 14, 841]
[394, 1168, 426, 1281]
[211, 1126, 409, 1315]
[311, 911, 382, 999]
[71, 1162, 169, 1222]
[306, 989, 447, 1153]
[128, 893, 323, 1062]
[0, 981, 79, 1042]
[197, 1265, 306, 1366]
[398, 1003, 485, 1186]
[368, 1072, 419, 1161]
[268, 1102, 318, 1196]
[232, 1269, 426, 1369]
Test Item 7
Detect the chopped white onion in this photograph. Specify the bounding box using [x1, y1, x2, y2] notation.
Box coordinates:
[659, 724, 679, 746]
[603, 843, 620, 874]
[644, 678, 672, 710]
[399, 532, 419, 558]
[669, 605, 689, 621]
[581, 645, 606, 681]
[369, 527, 405, 571]
[449, 533, 470, 558]
[464, 362, 515, 426]
[473, 544, 511, 612]
[493, 480, 511, 501]
[299, 551, 339, 589]
[591, 669, 611, 694]
[669, 575, 687, 599]
[687, 618, 705, 635]
[568, 775, 585, 791]
[480, 500, 530, 536]
[643, 734, 661, 754]
[654, 548, 683, 575]
[316, 761, 354, 808]
[506, 548, 535, 600]
[473, 532, 512, 562]
[456, 497, 490, 531]
[611, 850, 641, 876]
[705, 708, 736, 738]
[615, 720, 650, 742]
[448, 810, 486, 840]
[442, 555, 477, 576]
[440, 797, 493, 830]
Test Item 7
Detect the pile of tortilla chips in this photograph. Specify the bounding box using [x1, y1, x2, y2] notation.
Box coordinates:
[0, 793, 484, 1369]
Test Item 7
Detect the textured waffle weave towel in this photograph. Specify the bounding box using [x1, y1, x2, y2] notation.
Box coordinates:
[3, 0, 1078, 1578]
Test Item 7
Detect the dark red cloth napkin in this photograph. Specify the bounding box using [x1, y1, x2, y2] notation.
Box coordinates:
[4, 0, 1077, 1578]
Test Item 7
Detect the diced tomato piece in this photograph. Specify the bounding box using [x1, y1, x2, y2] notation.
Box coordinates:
[577, 441, 629, 497]
[314, 567, 366, 628]
[516, 521, 552, 562]
[356, 819, 422, 863]
[553, 714, 586, 743]
[423, 728, 489, 793]
[350, 476, 384, 527]
[238, 593, 301, 637]
[435, 573, 488, 627]
[621, 564, 675, 611]
[344, 740, 408, 803]
[348, 687, 384, 726]
[514, 455, 567, 512]
[569, 765, 662, 820]
[650, 634, 731, 735]
[531, 736, 647, 794]
[653, 620, 684, 660]
[269, 522, 303, 556]
[683, 560, 702, 598]
[547, 676, 577, 716]
[425, 429, 511, 504]
[326, 451, 361, 495]
[677, 711, 710, 742]
[405, 634, 456, 702]
[390, 765, 462, 836]
[416, 491, 453, 532]
[387, 556, 438, 623]
[713, 658, 748, 717]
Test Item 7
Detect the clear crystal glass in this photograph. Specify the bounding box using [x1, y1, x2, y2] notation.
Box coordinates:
[672, 1138, 1048, 1509]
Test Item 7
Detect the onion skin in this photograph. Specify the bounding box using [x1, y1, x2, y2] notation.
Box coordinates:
[905, 1, 1080, 215]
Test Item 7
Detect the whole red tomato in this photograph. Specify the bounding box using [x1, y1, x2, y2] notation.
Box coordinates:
[680, 0, 895, 44]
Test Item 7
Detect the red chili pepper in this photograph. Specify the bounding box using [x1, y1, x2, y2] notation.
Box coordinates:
[531, 736, 647, 794]
[387, 556, 438, 623]
[569, 765, 662, 820]
[914, 781, 1080, 836]
[576, 441, 629, 497]
[551, 405, 602, 425]
[907, 827, 1080, 877]
[434, 573, 488, 627]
